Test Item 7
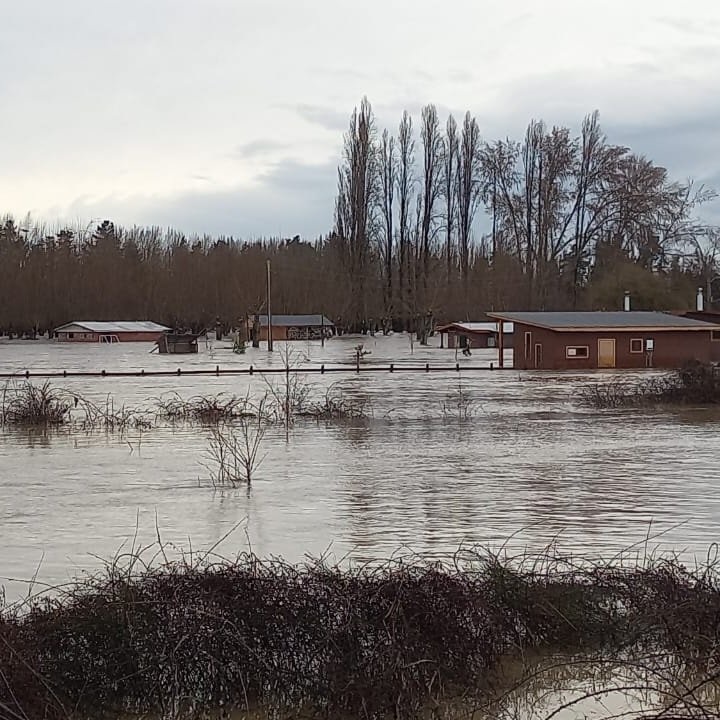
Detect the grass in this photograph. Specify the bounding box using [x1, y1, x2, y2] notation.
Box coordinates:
[2, 546, 720, 719]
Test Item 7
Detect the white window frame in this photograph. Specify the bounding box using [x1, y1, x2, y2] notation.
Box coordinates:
[565, 345, 589, 359]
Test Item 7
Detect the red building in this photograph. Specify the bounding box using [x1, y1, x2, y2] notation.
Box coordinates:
[486, 311, 720, 370]
[54, 321, 170, 343]
[248, 315, 334, 342]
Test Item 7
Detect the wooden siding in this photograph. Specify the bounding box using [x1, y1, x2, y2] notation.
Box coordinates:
[511, 323, 713, 370]
[56, 331, 165, 343]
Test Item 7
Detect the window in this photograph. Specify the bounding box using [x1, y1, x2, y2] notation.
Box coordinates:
[630, 338, 643, 353]
[68, 332, 74, 339]
[712, 330, 720, 341]
[565, 345, 589, 358]
[524, 331, 532, 359]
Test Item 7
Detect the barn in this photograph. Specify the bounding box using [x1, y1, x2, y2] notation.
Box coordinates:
[54, 321, 170, 343]
[486, 311, 720, 370]
[436, 322, 514, 349]
[249, 315, 335, 342]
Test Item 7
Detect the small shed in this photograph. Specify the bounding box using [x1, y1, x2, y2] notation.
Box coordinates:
[251, 315, 334, 342]
[436, 322, 514, 349]
[156, 332, 200, 354]
[487, 311, 720, 370]
[54, 321, 170, 343]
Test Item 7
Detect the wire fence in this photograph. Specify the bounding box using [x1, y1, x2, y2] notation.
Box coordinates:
[0, 363, 509, 380]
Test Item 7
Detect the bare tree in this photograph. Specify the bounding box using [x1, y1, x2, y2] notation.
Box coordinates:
[456, 112, 483, 300]
[396, 111, 416, 328]
[443, 115, 459, 281]
[334, 97, 378, 330]
[419, 104, 443, 310]
[379, 129, 396, 329]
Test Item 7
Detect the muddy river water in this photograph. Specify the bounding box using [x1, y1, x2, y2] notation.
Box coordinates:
[1, 333, 719, 601]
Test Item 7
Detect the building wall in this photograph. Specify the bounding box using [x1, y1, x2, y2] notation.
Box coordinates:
[511, 323, 714, 370]
[56, 331, 164, 342]
[257, 325, 333, 342]
[442, 330, 515, 350]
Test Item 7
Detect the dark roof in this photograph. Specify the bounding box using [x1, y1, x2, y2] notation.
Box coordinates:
[258, 314, 334, 327]
[486, 311, 720, 331]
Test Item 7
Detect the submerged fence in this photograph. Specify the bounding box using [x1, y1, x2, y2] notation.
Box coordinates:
[0, 363, 510, 380]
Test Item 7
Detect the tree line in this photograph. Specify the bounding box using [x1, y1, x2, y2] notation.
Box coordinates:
[1, 99, 718, 335]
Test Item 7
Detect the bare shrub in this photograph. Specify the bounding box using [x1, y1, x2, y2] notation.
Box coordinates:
[581, 361, 720, 409]
[442, 380, 477, 420]
[203, 397, 269, 486]
[0, 381, 70, 426]
[156, 392, 251, 424]
[3, 547, 720, 719]
[76, 394, 153, 432]
[299, 382, 370, 421]
[261, 346, 311, 439]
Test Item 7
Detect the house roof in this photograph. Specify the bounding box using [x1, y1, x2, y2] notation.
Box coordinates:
[54, 321, 170, 333]
[436, 321, 514, 334]
[486, 311, 720, 332]
[258, 314, 334, 327]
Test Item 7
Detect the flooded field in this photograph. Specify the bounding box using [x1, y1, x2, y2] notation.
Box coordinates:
[2, 333, 720, 600]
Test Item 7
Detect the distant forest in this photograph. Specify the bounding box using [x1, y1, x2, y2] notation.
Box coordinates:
[1, 99, 719, 334]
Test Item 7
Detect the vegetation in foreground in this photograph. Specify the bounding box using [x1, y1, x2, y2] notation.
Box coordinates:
[582, 361, 720, 408]
[1, 546, 719, 719]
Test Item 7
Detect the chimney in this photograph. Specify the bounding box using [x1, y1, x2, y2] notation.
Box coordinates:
[623, 291, 631, 312]
[697, 287, 704, 312]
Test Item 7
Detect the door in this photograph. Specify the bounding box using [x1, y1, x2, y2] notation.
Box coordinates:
[597, 338, 616, 368]
[534, 343, 543, 369]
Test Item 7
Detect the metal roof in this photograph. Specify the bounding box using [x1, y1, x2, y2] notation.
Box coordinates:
[486, 311, 720, 331]
[436, 321, 514, 333]
[258, 315, 334, 327]
[54, 321, 170, 333]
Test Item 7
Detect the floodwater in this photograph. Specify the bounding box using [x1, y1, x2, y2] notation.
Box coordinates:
[1, 333, 720, 601]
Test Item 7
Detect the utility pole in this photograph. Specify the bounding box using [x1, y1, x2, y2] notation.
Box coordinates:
[266, 259, 273, 352]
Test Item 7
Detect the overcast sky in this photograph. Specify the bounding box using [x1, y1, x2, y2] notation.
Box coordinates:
[2, 0, 719, 239]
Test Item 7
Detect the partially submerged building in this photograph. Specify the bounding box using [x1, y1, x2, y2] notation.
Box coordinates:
[486, 311, 720, 370]
[54, 321, 170, 343]
[436, 322, 514, 349]
[249, 315, 334, 342]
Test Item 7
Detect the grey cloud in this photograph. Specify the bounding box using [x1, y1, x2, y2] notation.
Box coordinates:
[65, 158, 338, 240]
[296, 104, 350, 132]
[654, 15, 720, 37]
[232, 139, 289, 160]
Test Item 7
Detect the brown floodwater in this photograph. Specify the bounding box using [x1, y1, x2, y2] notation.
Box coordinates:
[1, 334, 720, 602]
